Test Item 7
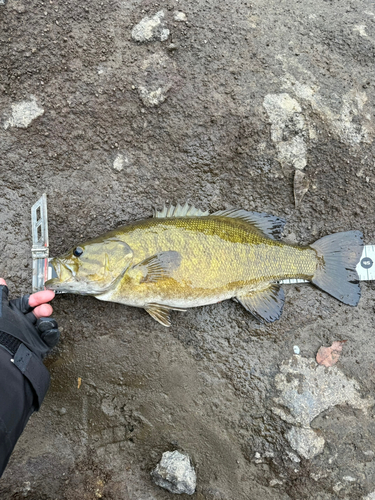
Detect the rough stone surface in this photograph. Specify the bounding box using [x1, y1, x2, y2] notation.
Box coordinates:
[131, 11, 170, 43]
[134, 52, 177, 108]
[151, 450, 196, 495]
[273, 355, 374, 458]
[3, 96, 44, 129]
[263, 93, 307, 170]
[0, 0, 375, 498]
[286, 426, 325, 460]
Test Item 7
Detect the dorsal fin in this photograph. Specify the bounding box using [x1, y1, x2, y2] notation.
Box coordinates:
[211, 209, 286, 240]
[153, 202, 209, 218]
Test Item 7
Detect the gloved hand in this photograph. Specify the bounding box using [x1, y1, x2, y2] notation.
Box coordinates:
[0, 280, 60, 476]
[0, 279, 59, 360]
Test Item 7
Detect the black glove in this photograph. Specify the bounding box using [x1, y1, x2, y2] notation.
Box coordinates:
[0, 284, 60, 408]
[0, 285, 60, 359]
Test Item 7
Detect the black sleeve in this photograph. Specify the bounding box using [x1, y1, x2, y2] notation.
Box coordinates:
[0, 347, 37, 477]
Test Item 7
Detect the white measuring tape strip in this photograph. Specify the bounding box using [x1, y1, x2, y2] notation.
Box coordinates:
[357, 246, 375, 281]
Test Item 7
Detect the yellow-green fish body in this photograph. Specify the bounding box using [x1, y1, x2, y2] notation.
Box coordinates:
[46, 204, 363, 326]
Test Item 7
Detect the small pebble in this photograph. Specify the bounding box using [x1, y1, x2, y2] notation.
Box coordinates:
[174, 11, 187, 22]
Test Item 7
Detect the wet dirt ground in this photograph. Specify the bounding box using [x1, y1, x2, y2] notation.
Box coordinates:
[1, 0, 375, 498]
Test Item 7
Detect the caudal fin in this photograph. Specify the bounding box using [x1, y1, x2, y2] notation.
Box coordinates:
[310, 230, 363, 306]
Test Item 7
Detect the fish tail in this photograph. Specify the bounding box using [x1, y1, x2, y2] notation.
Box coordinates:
[310, 230, 363, 306]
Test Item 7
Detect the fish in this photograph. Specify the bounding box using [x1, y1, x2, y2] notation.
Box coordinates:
[45, 203, 363, 327]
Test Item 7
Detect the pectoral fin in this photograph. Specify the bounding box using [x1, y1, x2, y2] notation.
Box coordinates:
[132, 251, 182, 283]
[236, 284, 285, 323]
[145, 303, 186, 327]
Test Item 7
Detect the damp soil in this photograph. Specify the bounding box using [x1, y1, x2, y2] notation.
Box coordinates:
[0, 0, 375, 499]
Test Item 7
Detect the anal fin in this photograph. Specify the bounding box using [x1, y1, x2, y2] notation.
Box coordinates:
[236, 284, 285, 323]
[145, 303, 186, 327]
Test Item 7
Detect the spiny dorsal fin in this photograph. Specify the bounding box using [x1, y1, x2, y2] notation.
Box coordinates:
[212, 209, 286, 240]
[145, 303, 186, 327]
[153, 202, 209, 218]
[236, 284, 285, 323]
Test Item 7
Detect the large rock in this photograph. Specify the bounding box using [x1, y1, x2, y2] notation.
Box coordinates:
[151, 451, 196, 495]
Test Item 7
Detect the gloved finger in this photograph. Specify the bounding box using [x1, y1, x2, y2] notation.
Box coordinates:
[36, 318, 60, 348]
[29, 290, 55, 308]
[11, 290, 54, 315]
[0, 279, 9, 303]
[40, 328, 60, 349]
[36, 317, 58, 333]
[32, 303, 53, 319]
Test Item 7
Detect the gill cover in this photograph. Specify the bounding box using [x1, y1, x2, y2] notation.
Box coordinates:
[48, 238, 133, 295]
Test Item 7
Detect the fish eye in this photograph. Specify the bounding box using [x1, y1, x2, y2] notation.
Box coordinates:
[73, 246, 84, 258]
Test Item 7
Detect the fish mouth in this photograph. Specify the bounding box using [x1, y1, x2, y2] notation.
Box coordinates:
[45, 259, 76, 293]
[45, 257, 117, 295]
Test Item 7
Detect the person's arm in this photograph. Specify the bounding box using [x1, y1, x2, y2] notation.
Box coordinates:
[0, 279, 60, 477]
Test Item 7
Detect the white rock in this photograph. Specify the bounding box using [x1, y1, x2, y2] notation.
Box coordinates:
[160, 29, 170, 41]
[174, 11, 187, 22]
[343, 476, 356, 482]
[269, 479, 283, 487]
[151, 450, 196, 495]
[353, 24, 368, 37]
[138, 86, 168, 107]
[113, 154, 129, 172]
[131, 11, 170, 43]
[286, 450, 301, 463]
[283, 76, 370, 145]
[4, 96, 44, 129]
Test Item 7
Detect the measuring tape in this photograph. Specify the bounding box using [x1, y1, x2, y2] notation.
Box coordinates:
[31, 195, 375, 292]
[31, 194, 50, 292]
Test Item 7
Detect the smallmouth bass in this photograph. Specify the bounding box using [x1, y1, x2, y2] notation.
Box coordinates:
[46, 203, 363, 326]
